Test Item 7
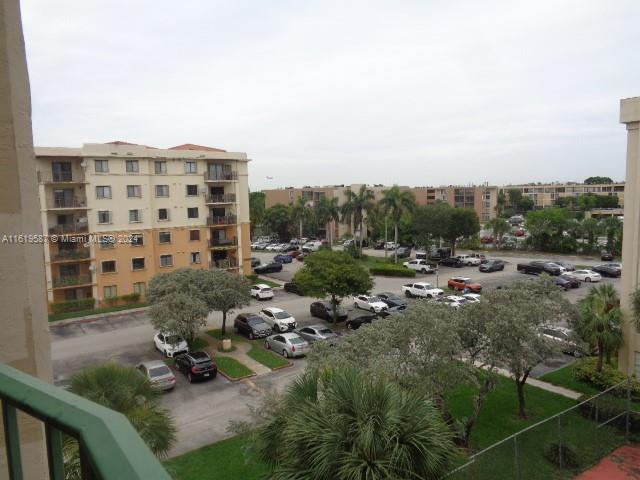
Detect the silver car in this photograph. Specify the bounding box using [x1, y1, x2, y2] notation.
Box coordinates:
[137, 360, 176, 391]
[264, 332, 310, 358]
[296, 325, 339, 344]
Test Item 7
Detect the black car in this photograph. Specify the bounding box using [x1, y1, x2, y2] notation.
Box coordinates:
[174, 351, 217, 383]
[284, 245, 299, 252]
[553, 276, 571, 291]
[479, 259, 505, 273]
[552, 261, 575, 272]
[376, 292, 409, 309]
[429, 247, 452, 261]
[234, 313, 272, 339]
[250, 257, 261, 268]
[592, 264, 622, 278]
[396, 246, 411, 258]
[310, 301, 348, 322]
[374, 241, 385, 250]
[254, 262, 283, 274]
[284, 282, 304, 295]
[559, 273, 581, 288]
[601, 251, 614, 261]
[439, 257, 463, 268]
[345, 313, 377, 330]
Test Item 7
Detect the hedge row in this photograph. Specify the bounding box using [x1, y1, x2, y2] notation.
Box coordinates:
[369, 265, 416, 277]
[51, 298, 95, 314]
[573, 357, 640, 400]
[104, 293, 141, 306]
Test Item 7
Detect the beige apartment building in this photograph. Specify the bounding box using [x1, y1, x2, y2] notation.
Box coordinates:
[36, 141, 251, 311]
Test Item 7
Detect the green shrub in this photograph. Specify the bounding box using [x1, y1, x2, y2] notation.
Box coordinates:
[104, 296, 119, 306]
[457, 237, 481, 250]
[120, 293, 141, 304]
[369, 265, 416, 277]
[543, 442, 580, 468]
[51, 298, 95, 314]
[576, 393, 640, 434]
[573, 357, 640, 399]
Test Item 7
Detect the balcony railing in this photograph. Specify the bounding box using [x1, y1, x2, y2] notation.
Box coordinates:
[0, 362, 170, 480]
[204, 193, 236, 203]
[48, 223, 89, 235]
[209, 258, 239, 269]
[37, 170, 86, 183]
[206, 215, 237, 226]
[209, 237, 238, 249]
[51, 248, 92, 262]
[204, 170, 238, 182]
[51, 198, 88, 209]
[52, 274, 93, 288]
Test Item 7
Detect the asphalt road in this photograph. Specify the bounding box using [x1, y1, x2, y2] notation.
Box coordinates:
[50, 247, 621, 457]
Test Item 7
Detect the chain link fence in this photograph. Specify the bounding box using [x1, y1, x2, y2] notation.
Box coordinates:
[444, 380, 640, 479]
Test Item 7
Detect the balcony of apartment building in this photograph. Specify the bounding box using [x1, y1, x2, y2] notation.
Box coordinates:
[45, 187, 89, 211]
[48, 215, 89, 235]
[203, 163, 238, 182]
[209, 233, 238, 251]
[50, 242, 93, 263]
[209, 251, 239, 270]
[37, 160, 87, 184]
[206, 204, 237, 226]
[51, 263, 94, 290]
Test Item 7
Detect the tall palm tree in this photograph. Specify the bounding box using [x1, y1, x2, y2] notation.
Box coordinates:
[291, 197, 314, 240]
[254, 369, 455, 480]
[379, 186, 416, 263]
[340, 185, 375, 254]
[576, 284, 623, 372]
[314, 197, 340, 246]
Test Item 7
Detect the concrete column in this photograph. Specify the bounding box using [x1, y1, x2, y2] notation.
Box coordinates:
[0, 0, 53, 477]
[618, 97, 640, 375]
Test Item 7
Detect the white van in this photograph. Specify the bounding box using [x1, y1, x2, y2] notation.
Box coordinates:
[302, 240, 323, 253]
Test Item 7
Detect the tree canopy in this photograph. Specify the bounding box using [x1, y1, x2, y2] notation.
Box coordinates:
[584, 176, 613, 185]
[263, 203, 293, 240]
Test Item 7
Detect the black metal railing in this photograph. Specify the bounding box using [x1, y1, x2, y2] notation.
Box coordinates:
[48, 223, 89, 235]
[51, 198, 87, 209]
[51, 248, 91, 262]
[204, 193, 236, 203]
[206, 215, 237, 226]
[209, 237, 238, 248]
[209, 258, 239, 269]
[52, 274, 93, 288]
[38, 171, 85, 183]
[204, 170, 238, 181]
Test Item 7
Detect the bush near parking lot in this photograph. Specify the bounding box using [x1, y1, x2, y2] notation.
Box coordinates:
[573, 357, 640, 400]
[51, 298, 95, 314]
[369, 264, 416, 277]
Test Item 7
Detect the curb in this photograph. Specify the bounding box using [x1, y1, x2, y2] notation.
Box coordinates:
[216, 370, 257, 382]
[49, 306, 149, 328]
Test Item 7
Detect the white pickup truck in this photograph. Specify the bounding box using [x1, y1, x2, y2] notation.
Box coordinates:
[456, 254, 482, 266]
[403, 259, 436, 274]
[401, 282, 444, 299]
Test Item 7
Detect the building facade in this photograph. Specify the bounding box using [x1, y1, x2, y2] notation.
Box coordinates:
[36, 142, 251, 311]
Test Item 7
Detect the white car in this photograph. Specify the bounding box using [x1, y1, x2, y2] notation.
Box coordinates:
[401, 282, 444, 299]
[384, 241, 398, 250]
[265, 332, 310, 358]
[260, 307, 297, 332]
[302, 240, 323, 252]
[354, 294, 388, 313]
[403, 259, 436, 274]
[462, 293, 481, 303]
[153, 333, 189, 358]
[456, 254, 481, 266]
[572, 270, 602, 283]
[251, 284, 274, 300]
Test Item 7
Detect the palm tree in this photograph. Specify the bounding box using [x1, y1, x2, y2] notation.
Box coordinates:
[495, 191, 507, 217]
[253, 369, 455, 480]
[64, 363, 176, 478]
[581, 217, 602, 251]
[485, 217, 510, 246]
[340, 185, 375, 254]
[291, 197, 314, 240]
[379, 186, 416, 263]
[600, 217, 622, 253]
[314, 197, 340, 247]
[576, 284, 623, 372]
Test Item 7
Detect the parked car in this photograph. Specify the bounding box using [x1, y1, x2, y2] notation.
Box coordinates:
[376, 292, 409, 310]
[373, 240, 385, 250]
[302, 240, 323, 252]
[346, 313, 378, 330]
[254, 262, 283, 274]
[283, 244, 299, 252]
[403, 259, 436, 274]
[259, 307, 297, 332]
[432, 295, 467, 309]
[234, 313, 272, 339]
[553, 276, 572, 291]
[401, 282, 444, 299]
[273, 254, 293, 264]
[250, 284, 274, 300]
[265, 332, 310, 358]
[354, 294, 388, 313]
[296, 325, 339, 344]
[516, 261, 562, 276]
[296, 253, 306, 261]
[284, 282, 304, 295]
[553, 261, 575, 272]
[469, 253, 488, 264]
[415, 250, 428, 260]
[572, 269, 602, 283]
[153, 333, 189, 358]
[288, 249, 302, 258]
[456, 254, 481, 266]
[540, 326, 585, 357]
[310, 301, 348, 322]
[448, 276, 482, 293]
[396, 246, 411, 258]
[137, 360, 176, 391]
[559, 273, 581, 288]
[439, 257, 464, 268]
[479, 259, 505, 273]
[250, 257, 261, 268]
[174, 351, 217, 383]
[601, 250, 614, 261]
[462, 293, 481, 303]
[384, 241, 398, 250]
[546, 262, 567, 274]
[254, 242, 268, 250]
[591, 264, 622, 278]
[429, 248, 452, 261]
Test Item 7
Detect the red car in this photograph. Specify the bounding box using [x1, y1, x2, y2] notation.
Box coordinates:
[288, 250, 302, 258]
[515, 228, 526, 237]
[297, 253, 306, 262]
[447, 276, 482, 293]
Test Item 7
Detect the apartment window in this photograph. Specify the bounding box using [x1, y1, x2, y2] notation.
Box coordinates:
[131, 233, 144, 246]
[126, 159, 139, 173]
[97, 211, 112, 224]
[94, 159, 109, 173]
[155, 185, 169, 197]
[154, 161, 167, 174]
[190, 252, 201, 264]
[133, 282, 146, 294]
[158, 208, 170, 221]
[189, 229, 200, 241]
[96, 186, 112, 199]
[160, 254, 173, 267]
[101, 260, 116, 274]
[187, 207, 199, 219]
[131, 257, 145, 271]
[127, 185, 142, 198]
[158, 231, 171, 244]
[104, 285, 117, 298]
[129, 209, 142, 223]
[185, 161, 197, 174]
[186, 184, 198, 196]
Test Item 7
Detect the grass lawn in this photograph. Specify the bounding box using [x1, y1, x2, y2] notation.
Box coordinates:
[189, 337, 209, 351]
[247, 345, 290, 369]
[215, 356, 254, 379]
[246, 274, 281, 288]
[164, 435, 268, 480]
[539, 363, 601, 397]
[207, 328, 246, 343]
[48, 303, 147, 322]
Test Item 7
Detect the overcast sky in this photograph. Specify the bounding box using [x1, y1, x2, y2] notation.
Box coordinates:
[21, 1, 639, 191]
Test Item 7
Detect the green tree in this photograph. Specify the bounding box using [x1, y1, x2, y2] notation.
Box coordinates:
[574, 284, 623, 372]
[525, 208, 572, 252]
[600, 217, 623, 253]
[340, 185, 375, 254]
[584, 176, 613, 184]
[241, 369, 455, 480]
[263, 203, 292, 240]
[249, 191, 266, 237]
[291, 197, 314, 239]
[149, 293, 209, 347]
[507, 189, 523, 211]
[485, 217, 510, 245]
[412, 202, 451, 250]
[314, 196, 340, 246]
[495, 191, 507, 217]
[64, 363, 176, 478]
[293, 250, 372, 322]
[201, 269, 251, 335]
[445, 208, 480, 255]
[379, 186, 416, 263]
[581, 217, 602, 251]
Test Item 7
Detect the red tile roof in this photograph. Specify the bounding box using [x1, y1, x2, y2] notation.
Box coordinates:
[169, 143, 226, 152]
